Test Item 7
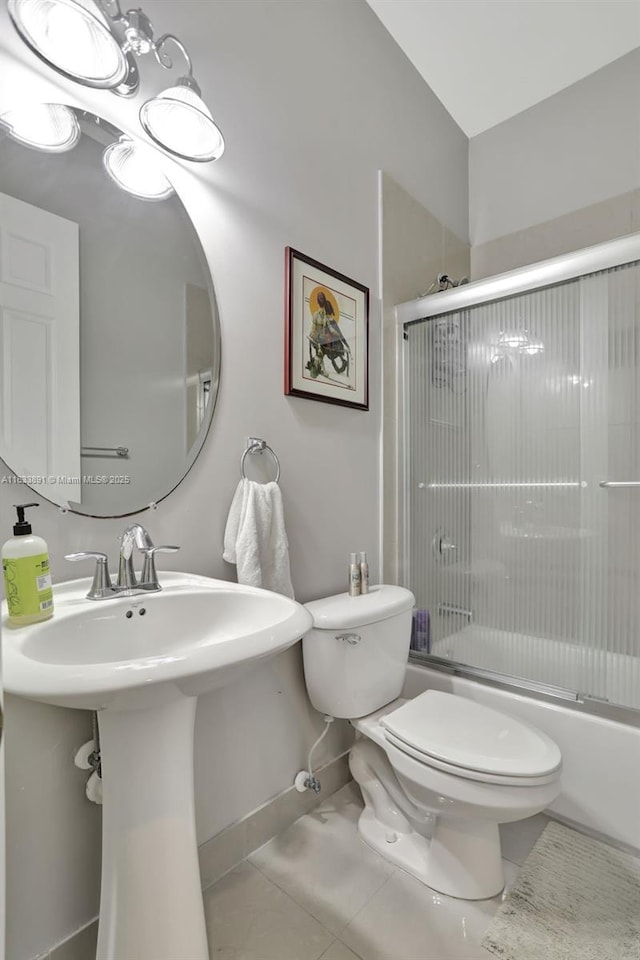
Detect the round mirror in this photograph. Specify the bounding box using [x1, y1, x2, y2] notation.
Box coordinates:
[0, 104, 220, 517]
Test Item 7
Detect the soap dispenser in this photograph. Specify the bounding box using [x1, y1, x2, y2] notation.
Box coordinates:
[2, 503, 54, 626]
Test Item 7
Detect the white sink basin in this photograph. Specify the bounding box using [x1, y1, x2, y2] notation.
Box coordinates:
[3, 571, 312, 710]
[2, 572, 312, 960]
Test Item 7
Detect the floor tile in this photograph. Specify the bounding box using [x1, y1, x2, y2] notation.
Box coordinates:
[203, 860, 333, 960]
[250, 784, 393, 936]
[340, 860, 519, 960]
[499, 813, 549, 866]
[320, 940, 363, 960]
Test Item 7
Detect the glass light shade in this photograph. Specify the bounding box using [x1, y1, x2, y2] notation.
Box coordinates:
[520, 339, 545, 356]
[8, 0, 128, 88]
[139, 82, 224, 162]
[498, 331, 529, 349]
[103, 136, 175, 202]
[1, 103, 80, 153]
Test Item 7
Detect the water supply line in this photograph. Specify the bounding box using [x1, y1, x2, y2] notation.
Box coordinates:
[74, 710, 103, 804]
[294, 715, 335, 794]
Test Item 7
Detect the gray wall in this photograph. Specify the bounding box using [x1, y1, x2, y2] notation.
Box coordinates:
[0, 1, 468, 957]
[469, 50, 640, 248]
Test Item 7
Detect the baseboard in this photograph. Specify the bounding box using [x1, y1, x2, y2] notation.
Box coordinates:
[198, 751, 352, 889]
[45, 752, 352, 959]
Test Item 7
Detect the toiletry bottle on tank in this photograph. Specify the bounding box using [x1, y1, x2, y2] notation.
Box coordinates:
[2, 503, 54, 626]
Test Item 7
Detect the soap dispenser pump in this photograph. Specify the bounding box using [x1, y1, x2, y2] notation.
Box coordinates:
[2, 503, 54, 626]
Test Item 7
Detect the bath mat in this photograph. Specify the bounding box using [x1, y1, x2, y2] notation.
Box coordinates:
[482, 820, 640, 960]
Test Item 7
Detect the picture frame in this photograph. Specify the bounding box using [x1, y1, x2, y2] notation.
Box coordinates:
[284, 247, 369, 410]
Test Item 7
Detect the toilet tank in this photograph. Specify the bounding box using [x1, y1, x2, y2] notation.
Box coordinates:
[302, 585, 415, 719]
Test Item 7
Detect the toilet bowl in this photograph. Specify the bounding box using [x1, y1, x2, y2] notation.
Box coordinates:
[350, 692, 561, 898]
[302, 586, 562, 900]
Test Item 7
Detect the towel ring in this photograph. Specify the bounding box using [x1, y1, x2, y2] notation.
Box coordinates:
[240, 437, 281, 483]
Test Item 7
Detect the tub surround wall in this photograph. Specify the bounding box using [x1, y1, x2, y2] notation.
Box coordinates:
[469, 50, 640, 251]
[0, 2, 469, 957]
[471, 189, 640, 280]
[469, 49, 640, 273]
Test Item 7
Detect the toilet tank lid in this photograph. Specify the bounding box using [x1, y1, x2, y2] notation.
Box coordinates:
[305, 585, 415, 629]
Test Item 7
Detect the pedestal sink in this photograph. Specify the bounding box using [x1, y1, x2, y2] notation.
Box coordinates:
[2, 572, 313, 960]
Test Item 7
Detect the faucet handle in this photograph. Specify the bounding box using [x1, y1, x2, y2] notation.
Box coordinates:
[65, 552, 113, 600]
[65, 551, 108, 562]
[140, 545, 180, 588]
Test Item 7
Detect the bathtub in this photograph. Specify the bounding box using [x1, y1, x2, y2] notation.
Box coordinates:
[403, 660, 640, 851]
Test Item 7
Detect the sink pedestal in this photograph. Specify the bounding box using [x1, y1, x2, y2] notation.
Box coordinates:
[96, 696, 209, 960]
[3, 572, 313, 959]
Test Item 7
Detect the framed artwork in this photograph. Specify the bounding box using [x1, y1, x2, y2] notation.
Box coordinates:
[284, 247, 369, 410]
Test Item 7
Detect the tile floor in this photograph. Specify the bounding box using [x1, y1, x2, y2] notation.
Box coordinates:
[202, 782, 550, 960]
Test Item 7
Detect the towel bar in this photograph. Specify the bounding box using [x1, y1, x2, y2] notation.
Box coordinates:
[599, 481, 640, 488]
[82, 446, 129, 459]
[240, 437, 280, 483]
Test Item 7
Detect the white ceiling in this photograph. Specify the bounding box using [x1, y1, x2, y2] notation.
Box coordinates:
[366, 0, 640, 137]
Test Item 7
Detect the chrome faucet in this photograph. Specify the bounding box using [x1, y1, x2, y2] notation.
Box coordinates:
[65, 524, 179, 600]
[117, 523, 154, 589]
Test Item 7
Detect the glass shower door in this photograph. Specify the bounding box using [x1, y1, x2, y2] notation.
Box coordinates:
[404, 261, 640, 712]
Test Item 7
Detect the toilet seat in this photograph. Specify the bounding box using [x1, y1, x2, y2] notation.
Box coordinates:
[383, 729, 559, 786]
[380, 690, 561, 785]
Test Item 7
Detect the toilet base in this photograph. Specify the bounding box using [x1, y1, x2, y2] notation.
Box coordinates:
[357, 806, 505, 901]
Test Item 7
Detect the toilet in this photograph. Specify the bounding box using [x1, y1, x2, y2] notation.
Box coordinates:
[302, 585, 562, 900]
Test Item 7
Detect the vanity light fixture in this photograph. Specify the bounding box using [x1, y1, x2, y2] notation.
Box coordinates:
[7, 0, 128, 87]
[140, 77, 225, 162]
[519, 338, 544, 356]
[0, 102, 81, 152]
[497, 331, 529, 350]
[103, 134, 175, 201]
[1, 103, 175, 202]
[8, 0, 225, 162]
[490, 329, 545, 365]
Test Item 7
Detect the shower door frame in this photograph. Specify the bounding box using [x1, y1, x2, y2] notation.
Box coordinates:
[395, 232, 640, 729]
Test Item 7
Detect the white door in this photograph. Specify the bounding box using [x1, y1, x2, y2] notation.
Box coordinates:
[0, 192, 80, 505]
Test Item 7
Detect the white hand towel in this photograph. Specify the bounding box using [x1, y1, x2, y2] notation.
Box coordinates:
[223, 479, 294, 598]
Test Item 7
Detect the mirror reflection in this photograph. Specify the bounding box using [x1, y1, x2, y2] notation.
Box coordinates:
[0, 104, 220, 517]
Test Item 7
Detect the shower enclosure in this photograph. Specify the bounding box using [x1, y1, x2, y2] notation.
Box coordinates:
[398, 235, 640, 719]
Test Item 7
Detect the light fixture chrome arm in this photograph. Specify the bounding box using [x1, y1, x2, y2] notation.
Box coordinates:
[8, 0, 225, 162]
[94, 1, 193, 74]
[94, 1, 194, 78]
[95, 0, 125, 23]
[153, 34, 194, 76]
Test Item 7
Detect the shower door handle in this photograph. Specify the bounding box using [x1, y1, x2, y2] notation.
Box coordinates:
[599, 481, 640, 488]
[432, 532, 457, 563]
